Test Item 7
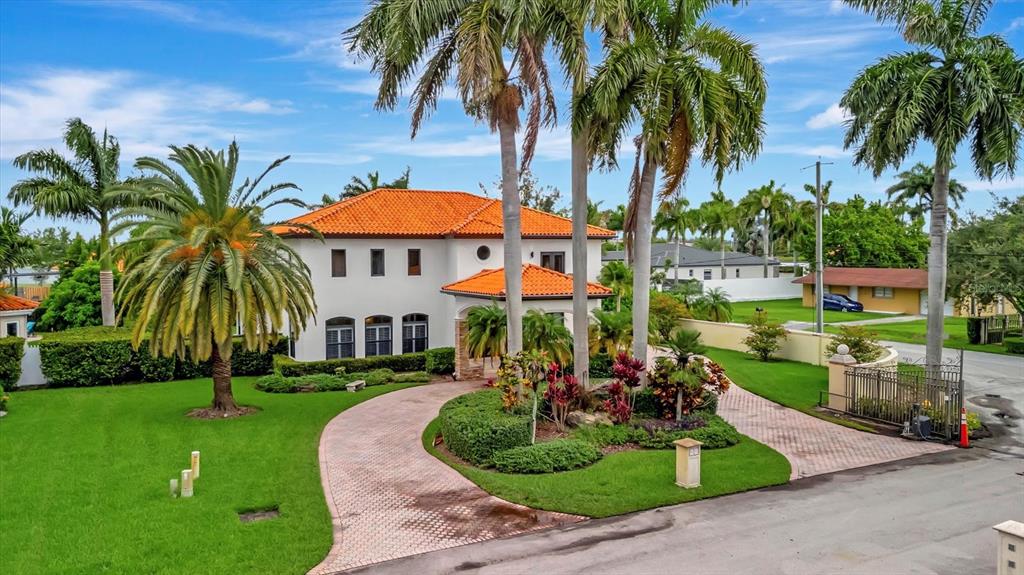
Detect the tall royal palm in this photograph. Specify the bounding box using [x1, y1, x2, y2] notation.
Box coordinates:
[116, 143, 316, 416]
[9, 118, 138, 327]
[885, 162, 967, 222]
[842, 0, 1024, 368]
[739, 181, 794, 277]
[654, 196, 693, 284]
[699, 191, 739, 280]
[346, 1, 556, 356]
[579, 0, 765, 370]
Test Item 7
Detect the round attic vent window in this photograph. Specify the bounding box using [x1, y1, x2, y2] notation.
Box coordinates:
[476, 245, 491, 260]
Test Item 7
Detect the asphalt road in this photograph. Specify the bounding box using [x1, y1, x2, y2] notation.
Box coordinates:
[353, 450, 1022, 575]
[883, 341, 1024, 456]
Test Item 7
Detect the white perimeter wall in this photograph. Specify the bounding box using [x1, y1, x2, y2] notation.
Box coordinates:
[679, 318, 834, 366]
[698, 277, 803, 302]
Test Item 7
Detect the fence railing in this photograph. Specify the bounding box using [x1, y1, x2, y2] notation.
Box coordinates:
[844, 362, 964, 440]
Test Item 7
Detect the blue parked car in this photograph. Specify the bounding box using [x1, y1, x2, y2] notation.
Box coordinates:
[822, 293, 864, 312]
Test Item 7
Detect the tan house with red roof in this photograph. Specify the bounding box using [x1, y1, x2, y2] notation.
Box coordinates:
[1, 293, 39, 338]
[276, 189, 614, 367]
[793, 267, 929, 315]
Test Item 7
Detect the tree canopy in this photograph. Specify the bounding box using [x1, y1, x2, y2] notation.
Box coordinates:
[798, 195, 929, 268]
[947, 195, 1023, 314]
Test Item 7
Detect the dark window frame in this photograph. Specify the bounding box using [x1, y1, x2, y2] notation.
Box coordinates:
[331, 249, 347, 277]
[402, 313, 428, 354]
[407, 248, 421, 276]
[540, 251, 566, 273]
[703, 269, 712, 280]
[325, 317, 355, 359]
[370, 249, 385, 277]
[365, 315, 393, 356]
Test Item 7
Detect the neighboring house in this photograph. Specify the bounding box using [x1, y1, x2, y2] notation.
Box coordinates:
[275, 189, 615, 373]
[602, 241, 780, 281]
[0, 293, 38, 338]
[793, 267, 931, 315]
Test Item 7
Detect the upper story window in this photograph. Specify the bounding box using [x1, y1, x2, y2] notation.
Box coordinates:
[735, 268, 740, 278]
[370, 249, 385, 277]
[331, 249, 347, 277]
[688, 269, 694, 278]
[703, 269, 712, 280]
[540, 251, 565, 273]
[476, 245, 491, 261]
[873, 286, 894, 298]
[408, 249, 421, 276]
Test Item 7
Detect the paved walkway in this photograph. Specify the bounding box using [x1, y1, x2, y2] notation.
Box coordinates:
[309, 382, 581, 575]
[717, 383, 953, 479]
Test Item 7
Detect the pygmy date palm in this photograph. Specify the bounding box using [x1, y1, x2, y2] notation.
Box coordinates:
[116, 143, 316, 416]
[841, 0, 1024, 368]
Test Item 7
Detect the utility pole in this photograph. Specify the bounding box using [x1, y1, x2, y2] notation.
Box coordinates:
[803, 159, 832, 334]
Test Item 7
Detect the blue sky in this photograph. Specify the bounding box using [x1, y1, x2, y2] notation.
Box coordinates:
[1, 0, 1022, 235]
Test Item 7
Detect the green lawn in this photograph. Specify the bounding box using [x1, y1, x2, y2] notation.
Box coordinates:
[0, 378, 414, 575]
[704, 347, 875, 432]
[825, 316, 1015, 356]
[423, 418, 790, 518]
[729, 298, 900, 325]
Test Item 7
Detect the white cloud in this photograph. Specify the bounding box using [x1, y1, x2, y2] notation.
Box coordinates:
[959, 178, 1024, 194]
[1009, 17, 1024, 33]
[764, 144, 851, 159]
[806, 103, 851, 130]
[829, 0, 845, 14]
[0, 68, 294, 161]
[356, 126, 577, 161]
[752, 26, 882, 64]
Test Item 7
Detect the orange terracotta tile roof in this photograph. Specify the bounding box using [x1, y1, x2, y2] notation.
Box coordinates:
[441, 264, 612, 300]
[0, 293, 40, 312]
[792, 267, 928, 289]
[273, 189, 616, 239]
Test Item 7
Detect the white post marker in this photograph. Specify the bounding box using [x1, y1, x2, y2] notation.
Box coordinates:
[673, 438, 703, 488]
[191, 451, 201, 480]
[170, 478, 179, 498]
[181, 469, 193, 498]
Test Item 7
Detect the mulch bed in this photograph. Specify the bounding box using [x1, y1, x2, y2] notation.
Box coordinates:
[187, 406, 259, 419]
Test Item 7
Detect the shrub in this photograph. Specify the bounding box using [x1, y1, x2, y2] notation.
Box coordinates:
[33, 261, 114, 332]
[277, 352, 426, 377]
[439, 390, 531, 465]
[649, 292, 690, 341]
[636, 415, 741, 449]
[492, 439, 602, 473]
[137, 348, 176, 382]
[1004, 337, 1024, 355]
[589, 352, 613, 378]
[572, 414, 740, 450]
[967, 411, 982, 433]
[826, 325, 883, 363]
[425, 347, 455, 375]
[0, 390, 8, 411]
[254, 374, 297, 393]
[743, 314, 787, 361]
[0, 337, 25, 391]
[394, 371, 432, 383]
[965, 317, 983, 344]
[648, 357, 729, 420]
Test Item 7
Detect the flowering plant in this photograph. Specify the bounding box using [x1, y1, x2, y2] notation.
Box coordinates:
[543, 362, 582, 431]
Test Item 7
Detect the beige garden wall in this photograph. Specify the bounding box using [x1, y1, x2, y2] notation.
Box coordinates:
[679, 318, 835, 367]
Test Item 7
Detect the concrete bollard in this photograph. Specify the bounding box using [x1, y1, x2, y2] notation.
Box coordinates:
[191, 451, 201, 480]
[180, 469, 193, 498]
[170, 478, 179, 498]
[994, 520, 1024, 575]
[673, 438, 703, 488]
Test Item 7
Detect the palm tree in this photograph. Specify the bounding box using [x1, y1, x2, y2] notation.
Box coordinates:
[699, 191, 739, 280]
[693, 287, 733, 323]
[344, 167, 411, 198]
[654, 196, 693, 285]
[842, 0, 1023, 368]
[116, 142, 316, 417]
[886, 162, 967, 222]
[465, 304, 508, 360]
[802, 179, 833, 208]
[587, 199, 605, 226]
[346, 2, 557, 357]
[739, 181, 794, 278]
[0, 208, 33, 279]
[776, 198, 814, 269]
[578, 0, 765, 370]
[598, 260, 633, 312]
[589, 309, 633, 355]
[522, 309, 573, 365]
[9, 118, 140, 327]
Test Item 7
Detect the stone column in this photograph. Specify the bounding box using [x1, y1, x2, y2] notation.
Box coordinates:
[828, 344, 858, 412]
[454, 319, 484, 381]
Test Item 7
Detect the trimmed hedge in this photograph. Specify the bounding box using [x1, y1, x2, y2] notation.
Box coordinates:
[36, 327, 287, 387]
[1005, 337, 1024, 355]
[571, 415, 741, 450]
[276, 352, 426, 377]
[589, 353, 613, 378]
[438, 390, 531, 465]
[492, 439, 602, 473]
[0, 337, 25, 391]
[254, 369, 431, 393]
[425, 347, 455, 375]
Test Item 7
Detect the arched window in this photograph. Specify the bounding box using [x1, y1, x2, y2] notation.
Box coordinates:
[326, 317, 355, 359]
[365, 315, 393, 357]
[402, 313, 428, 353]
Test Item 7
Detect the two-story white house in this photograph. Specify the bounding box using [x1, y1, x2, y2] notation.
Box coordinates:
[276, 189, 614, 368]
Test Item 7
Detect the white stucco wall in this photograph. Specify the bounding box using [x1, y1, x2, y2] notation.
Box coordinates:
[697, 277, 803, 301]
[669, 264, 778, 281]
[286, 236, 603, 361]
[0, 311, 30, 338]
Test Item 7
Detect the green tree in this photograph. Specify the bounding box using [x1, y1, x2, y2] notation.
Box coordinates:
[522, 309, 573, 365]
[117, 142, 315, 417]
[654, 196, 695, 285]
[841, 0, 1024, 367]
[947, 195, 1024, 314]
[319, 167, 412, 206]
[797, 196, 929, 268]
[465, 304, 508, 360]
[885, 162, 967, 222]
[34, 261, 114, 332]
[578, 0, 765, 368]
[0, 207, 33, 277]
[693, 287, 733, 323]
[26, 227, 72, 270]
[598, 260, 633, 312]
[347, 2, 557, 357]
[738, 181, 795, 277]
[649, 291, 690, 342]
[698, 191, 739, 280]
[9, 118, 142, 327]
[588, 309, 633, 355]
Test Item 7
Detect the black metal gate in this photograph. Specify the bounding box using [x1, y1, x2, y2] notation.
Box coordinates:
[845, 352, 965, 440]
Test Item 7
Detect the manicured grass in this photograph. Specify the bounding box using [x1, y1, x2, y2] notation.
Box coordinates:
[729, 298, 900, 325]
[0, 378, 414, 575]
[825, 316, 1015, 356]
[704, 347, 875, 433]
[423, 418, 790, 518]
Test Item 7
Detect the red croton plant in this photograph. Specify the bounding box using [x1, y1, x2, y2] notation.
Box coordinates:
[603, 353, 647, 424]
[543, 363, 582, 431]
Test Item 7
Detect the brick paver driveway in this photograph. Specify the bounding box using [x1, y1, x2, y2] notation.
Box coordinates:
[718, 384, 953, 479]
[309, 381, 581, 574]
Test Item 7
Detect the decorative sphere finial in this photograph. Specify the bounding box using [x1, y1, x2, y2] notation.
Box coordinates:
[837, 344, 850, 355]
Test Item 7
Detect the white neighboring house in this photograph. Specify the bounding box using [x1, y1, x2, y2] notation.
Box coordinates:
[276, 189, 614, 376]
[0, 293, 38, 338]
[603, 241, 780, 281]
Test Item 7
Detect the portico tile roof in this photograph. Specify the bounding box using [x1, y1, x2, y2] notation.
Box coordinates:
[441, 264, 612, 300]
[792, 267, 928, 289]
[0, 293, 40, 312]
[273, 189, 616, 239]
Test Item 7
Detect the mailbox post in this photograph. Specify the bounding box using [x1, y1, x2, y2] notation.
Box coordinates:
[673, 438, 703, 488]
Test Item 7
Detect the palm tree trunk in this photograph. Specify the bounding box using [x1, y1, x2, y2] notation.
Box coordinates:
[925, 156, 950, 370]
[498, 118, 523, 355]
[211, 339, 239, 413]
[719, 233, 726, 279]
[674, 234, 681, 285]
[631, 157, 656, 379]
[763, 210, 770, 279]
[571, 127, 589, 386]
[98, 216, 115, 327]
